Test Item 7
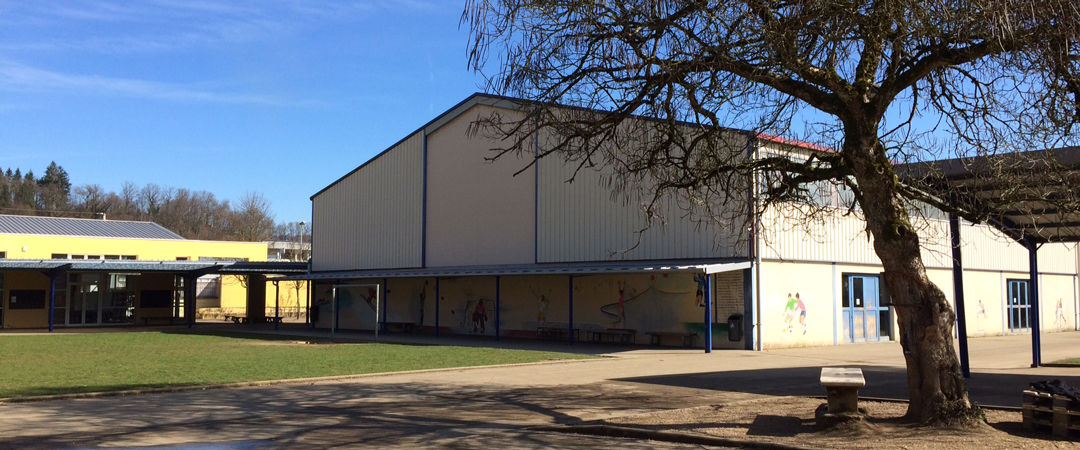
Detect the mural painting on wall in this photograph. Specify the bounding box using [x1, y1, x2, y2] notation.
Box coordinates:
[693, 273, 707, 307]
[599, 274, 696, 328]
[532, 288, 550, 329]
[975, 299, 987, 335]
[342, 287, 380, 327]
[454, 299, 493, 334]
[782, 293, 807, 336]
[1055, 298, 1068, 331]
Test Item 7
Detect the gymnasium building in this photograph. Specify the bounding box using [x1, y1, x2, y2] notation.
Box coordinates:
[298, 94, 1078, 352]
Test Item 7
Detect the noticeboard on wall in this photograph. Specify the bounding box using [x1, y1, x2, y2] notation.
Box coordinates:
[9, 290, 47, 309]
[140, 290, 173, 309]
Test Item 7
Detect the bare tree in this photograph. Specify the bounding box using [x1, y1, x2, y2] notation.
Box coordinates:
[230, 191, 275, 242]
[464, 0, 1080, 423]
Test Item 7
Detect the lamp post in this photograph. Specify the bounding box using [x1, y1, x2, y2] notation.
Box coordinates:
[298, 221, 307, 262]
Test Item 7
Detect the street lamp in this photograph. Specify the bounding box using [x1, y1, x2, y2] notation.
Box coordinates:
[298, 221, 307, 262]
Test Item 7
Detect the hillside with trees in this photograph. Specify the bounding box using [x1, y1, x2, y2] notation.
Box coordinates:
[0, 162, 286, 243]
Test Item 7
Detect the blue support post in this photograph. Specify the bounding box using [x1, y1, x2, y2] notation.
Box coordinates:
[48, 274, 57, 332]
[435, 277, 440, 338]
[949, 214, 970, 377]
[495, 276, 501, 341]
[187, 275, 196, 329]
[382, 277, 388, 332]
[568, 275, 574, 345]
[705, 271, 712, 353]
[1027, 238, 1042, 368]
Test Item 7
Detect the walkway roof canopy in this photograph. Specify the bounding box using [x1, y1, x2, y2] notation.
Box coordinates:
[0, 259, 308, 276]
[897, 146, 1080, 244]
[279, 260, 752, 281]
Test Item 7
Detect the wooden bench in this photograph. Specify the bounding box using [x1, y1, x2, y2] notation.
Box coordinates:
[589, 328, 637, 344]
[820, 367, 865, 414]
[383, 321, 416, 332]
[537, 325, 579, 340]
[646, 331, 697, 347]
[140, 317, 173, 326]
[224, 313, 281, 324]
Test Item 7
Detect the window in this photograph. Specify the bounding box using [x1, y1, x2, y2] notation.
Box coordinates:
[121, 255, 137, 260]
[0, 251, 6, 259]
[104, 255, 120, 260]
[52, 253, 68, 259]
[176, 257, 190, 261]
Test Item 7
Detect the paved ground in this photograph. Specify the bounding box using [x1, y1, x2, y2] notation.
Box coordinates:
[0, 324, 1076, 449]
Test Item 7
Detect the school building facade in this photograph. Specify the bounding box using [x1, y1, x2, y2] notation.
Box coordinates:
[0, 214, 306, 329]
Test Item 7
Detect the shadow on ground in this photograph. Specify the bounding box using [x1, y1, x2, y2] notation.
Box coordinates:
[0, 376, 748, 450]
[612, 366, 1080, 407]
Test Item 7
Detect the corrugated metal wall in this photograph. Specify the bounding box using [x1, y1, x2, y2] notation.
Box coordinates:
[760, 207, 1078, 274]
[311, 132, 424, 271]
[536, 134, 750, 262]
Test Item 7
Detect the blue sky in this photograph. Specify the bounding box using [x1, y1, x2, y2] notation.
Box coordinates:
[1, 1, 484, 223]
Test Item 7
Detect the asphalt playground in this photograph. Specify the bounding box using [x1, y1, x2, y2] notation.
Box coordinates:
[0, 324, 1076, 449]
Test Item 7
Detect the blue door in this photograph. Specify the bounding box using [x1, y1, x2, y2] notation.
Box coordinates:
[1007, 279, 1030, 332]
[843, 275, 890, 343]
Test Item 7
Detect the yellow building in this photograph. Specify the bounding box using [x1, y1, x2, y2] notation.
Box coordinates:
[0, 215, 307, 329]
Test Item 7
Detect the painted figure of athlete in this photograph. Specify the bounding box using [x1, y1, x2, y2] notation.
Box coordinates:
[472, 299, 487, 333]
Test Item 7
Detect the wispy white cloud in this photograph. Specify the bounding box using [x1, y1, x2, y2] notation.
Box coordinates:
[0, 0, 454, 54]
[0, 61, 317, 106]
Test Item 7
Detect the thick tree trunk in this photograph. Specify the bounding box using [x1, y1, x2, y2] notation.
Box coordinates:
[845, 134, 971, 423]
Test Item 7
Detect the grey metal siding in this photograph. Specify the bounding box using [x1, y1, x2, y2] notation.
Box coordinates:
[536, 133, 750, 262]
[312, 132, 424, 271]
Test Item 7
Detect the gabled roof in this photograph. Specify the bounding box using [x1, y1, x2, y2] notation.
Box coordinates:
[0, 215, 184, 240]
[311, 93, 522, 200]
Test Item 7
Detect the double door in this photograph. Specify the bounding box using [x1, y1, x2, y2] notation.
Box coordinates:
[64, 273, 102, 326]
[843, 274, 891, 342]
[1007, 279, 1031, 332]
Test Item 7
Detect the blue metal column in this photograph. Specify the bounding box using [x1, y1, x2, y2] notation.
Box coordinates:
[435, 277, 440, 337]
[568, 275, 574, 345]
[705, 271, 712, 353]
[48, 274, 57, 332]
[186, 275, 196, 329]
[495, 276, 501, 341]
[949, 214, 970, 377]
[382, 277, 388, 332]
[1027, 238, 1042, 367]
[273, 280, 280, 331]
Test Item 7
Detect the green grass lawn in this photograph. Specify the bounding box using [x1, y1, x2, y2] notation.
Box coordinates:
[1049, 358, 1080, 366]
[0, 331, 592, 398]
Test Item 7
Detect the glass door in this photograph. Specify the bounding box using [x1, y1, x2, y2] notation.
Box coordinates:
[843, 274, 890, 343]
[67, 273, 103, 326]
[1007, 279, 1030, 332]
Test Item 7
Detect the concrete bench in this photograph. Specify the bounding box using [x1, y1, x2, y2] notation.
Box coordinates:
[646, 331, 697, 347]
[820, 367, 865, 414]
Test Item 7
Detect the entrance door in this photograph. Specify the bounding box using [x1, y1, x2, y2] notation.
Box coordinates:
[1007, 279, 1030, 332]
[67, 274, 103, 326]
[843, 274, 890, 343]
